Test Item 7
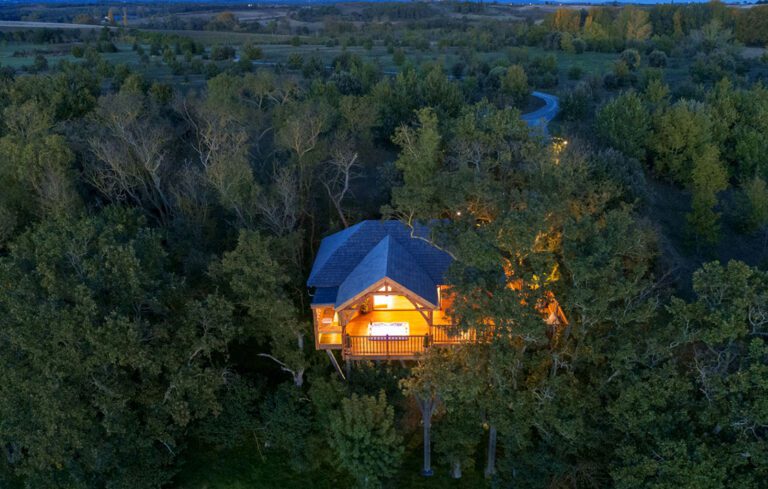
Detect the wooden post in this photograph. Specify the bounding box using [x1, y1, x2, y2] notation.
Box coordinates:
[345, 359, 352, 379]
[326, 350, 345, 381]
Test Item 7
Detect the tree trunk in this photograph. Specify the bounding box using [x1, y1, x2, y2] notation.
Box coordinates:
[293, 368, 304, 388]
[422, 410, 433, 476]
[451, 459, 462, 479]
[484, 424, 497, 479]
[418, 396, 436, 476]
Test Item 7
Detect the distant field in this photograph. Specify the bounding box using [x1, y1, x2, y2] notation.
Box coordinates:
[0, 25, 706, 95]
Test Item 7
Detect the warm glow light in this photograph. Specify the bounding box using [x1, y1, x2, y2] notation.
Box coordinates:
[373, 294, 394, 309]
[551, 137, 568, 164]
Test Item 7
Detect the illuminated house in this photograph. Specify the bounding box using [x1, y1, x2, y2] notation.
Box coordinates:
[308, 220, 461, 360]
[308, 220, 566, 361]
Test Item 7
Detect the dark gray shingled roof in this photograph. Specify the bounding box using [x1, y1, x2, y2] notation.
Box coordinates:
[308, 220, 452, 307]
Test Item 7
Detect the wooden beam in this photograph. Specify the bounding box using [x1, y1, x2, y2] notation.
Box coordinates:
[335, 277, 437, 311]
[326, 350, 346, 381]
[311, 306, 320, 350]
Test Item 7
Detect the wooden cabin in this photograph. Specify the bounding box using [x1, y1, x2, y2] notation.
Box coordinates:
[307, 220, 565, 361]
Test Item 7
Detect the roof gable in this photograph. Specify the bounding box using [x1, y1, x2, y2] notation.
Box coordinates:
[334, 236, 438, 308]
[307, 220, 452, 289]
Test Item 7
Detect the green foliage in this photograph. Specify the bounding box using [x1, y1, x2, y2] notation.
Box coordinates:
[215, 230, 309, 387]
[0, 100, 80, 233]
[389, 107, 443, 219]
[1, 6, 768, 487]
[329, 391, 404, 488]
[737, 176, 768, 233]
[0, 209, 242, 487]
[648, 49, 668, 67]
[687, 145, 727, 244]
[596, 90, 650, 160]
[650, 100, 713, 184]
[611, 261, 768, 488]
[560, 83, 591, 121]
[501, 64, 530, 107]
[620, 48, 641, 70]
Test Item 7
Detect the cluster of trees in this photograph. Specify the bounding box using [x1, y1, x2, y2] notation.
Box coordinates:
[546, 2, 768, 51]
[0, 6, 766, 489]
[595, 78, 768, 245]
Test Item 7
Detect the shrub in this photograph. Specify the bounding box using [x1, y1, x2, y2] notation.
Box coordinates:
[568, 65, 583, 80]
[620, 48, 641, 71]
[286, 53, 304, 69]
[209, 45, 235, 61]
[572, 37, 587, 54]
[648, 49, 668, 68]
[241, 43, 263, 61]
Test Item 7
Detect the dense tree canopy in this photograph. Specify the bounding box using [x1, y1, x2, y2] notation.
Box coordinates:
[0, 3, 766, 487]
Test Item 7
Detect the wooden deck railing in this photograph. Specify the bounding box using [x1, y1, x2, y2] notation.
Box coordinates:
[345, 334, 429, 359]
[344, 327, 483, 359]
[430, 325, 478, 345]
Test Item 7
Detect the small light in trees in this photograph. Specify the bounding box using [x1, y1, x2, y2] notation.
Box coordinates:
[456, 211, 462, 216]
[551, 137, 568, 164]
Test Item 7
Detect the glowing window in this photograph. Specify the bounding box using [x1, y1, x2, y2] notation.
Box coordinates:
[373, 295, 394, 309]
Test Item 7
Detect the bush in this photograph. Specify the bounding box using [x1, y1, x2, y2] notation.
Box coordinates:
[392, 48, 406, 66]
[620, 48, 641, 71]
[568, 65, 583, 80]
[30, 54, 48, 73]
[572, 37, 587, 54]
[241, 43, 263, 61]
[210, 45, 235, 61]
[287, 53, 304, 69]
[648, 49, 667, 68]
[561, 83, 591, 121]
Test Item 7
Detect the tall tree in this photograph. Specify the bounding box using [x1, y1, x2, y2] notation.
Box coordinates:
[596, 91, 651, 161]
[388, 107, 444, 220]
[329, 391, 404, 489]
[0, 208, 242, 487]
[214, 230, 309, 387]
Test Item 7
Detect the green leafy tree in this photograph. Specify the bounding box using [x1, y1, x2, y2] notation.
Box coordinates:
[611, 261, 768, 488]
[739, 175, 768, 233]
[650, 100, 713, 184]
[329, 391, 404, 488]
[501, 64, 531, 108]
[410, 349, 482, 479]
[617, 6, 652, 42]
[596, 91, 651, 160]
[215, 230, 309, 387]
[0, 209, 242, 487]
[0, 101, 80, 234]
[687, 145, 727, 245]
[388, 107, 443, 219]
